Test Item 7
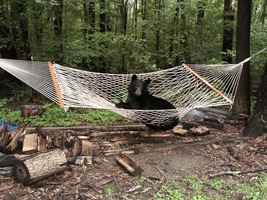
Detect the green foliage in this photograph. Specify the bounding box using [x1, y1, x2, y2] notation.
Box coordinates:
[209, 178, 224, 191]
[238, 176, 267, 200]
[0, 101, 124, 127]
[185, 176, 204, 193]
[155, 184, 185, 200]
[154, 175, 267, 200]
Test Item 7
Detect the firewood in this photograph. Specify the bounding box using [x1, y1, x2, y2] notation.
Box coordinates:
[14, 149, 68, 184]
[116, 154, 143, 176]
[81, 140, 93, 156]
[25, 125, 147, 135]
[22, 133, 38, 153]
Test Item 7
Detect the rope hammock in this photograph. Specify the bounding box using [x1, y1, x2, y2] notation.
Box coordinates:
[0, 48, 265, 128]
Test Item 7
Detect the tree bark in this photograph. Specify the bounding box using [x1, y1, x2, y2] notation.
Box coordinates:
[243, 63, 267, 136]
[233, 0, 252, 115]
[155, 0, 161, 67]
[222, 0, 234, 63]
[99, 0, 106, 32]
[120, 0, 128, 35]
[196, 0, 205, 25]
[84, 0, 96, 35]
[180, 0, 190, 63]
[134, 0, 138, 39]
[141, 0, 147, 41]
[53, 0, 64, 63]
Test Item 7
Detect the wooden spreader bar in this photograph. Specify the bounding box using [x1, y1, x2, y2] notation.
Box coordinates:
[183, 64, 233, 104]
[48, 62, 65, 108]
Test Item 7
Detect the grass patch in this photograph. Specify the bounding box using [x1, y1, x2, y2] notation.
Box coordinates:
[155, 174, 267, 200]
[0, 99, 124, 127]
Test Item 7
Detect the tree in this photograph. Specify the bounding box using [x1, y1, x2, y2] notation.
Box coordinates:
[120, 0, 128, 35]
[233, 0, 252, 115]
[141, 0, 147, 41]
[179, 0, 190, 63]
[84, 0, 96, 35]
[99, 0, 106, 32]
[52, 0, 64, 63]
[155, 0, 162, 67]
[243, 62, 267, 136]
[196, 0, 205, 25]
[222, 0, 234, 63]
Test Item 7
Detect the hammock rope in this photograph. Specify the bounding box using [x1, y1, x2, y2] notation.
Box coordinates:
[0, 48, 266, 126]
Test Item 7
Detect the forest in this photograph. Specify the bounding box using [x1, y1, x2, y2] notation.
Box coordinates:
[0, 0, 267, 199]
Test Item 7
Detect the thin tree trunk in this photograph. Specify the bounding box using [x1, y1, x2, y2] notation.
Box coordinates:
[243, 63, 267, 136]
[261, 0, 267, 26]
[120, 0, 128, 35]
[134, 0, 138, 39]
[53, 0, 64, 63]
[196, 0, 206, 54]
[222, 0, 234, 63]
[233, 0, 252, 115]
[196, 0, 205, 25]
[99, 0, 106, 32]
[84, 0, 96, 35]
[155, 0, 161, 67]
[141, 0, 147, 41]
[180, 0, 190, 63]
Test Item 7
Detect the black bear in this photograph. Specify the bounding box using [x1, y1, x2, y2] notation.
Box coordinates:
[116, 75, 178, 130]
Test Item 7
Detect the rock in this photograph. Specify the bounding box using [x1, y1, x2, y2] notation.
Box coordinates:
[190, 126, 210, 136]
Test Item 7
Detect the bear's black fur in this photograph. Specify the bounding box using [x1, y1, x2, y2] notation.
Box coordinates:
[116, 75, 178, 130]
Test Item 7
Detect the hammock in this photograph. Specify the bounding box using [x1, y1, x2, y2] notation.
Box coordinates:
[0, 48, 265, 127]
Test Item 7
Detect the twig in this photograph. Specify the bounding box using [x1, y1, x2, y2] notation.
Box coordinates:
[209, 167, 267, 178]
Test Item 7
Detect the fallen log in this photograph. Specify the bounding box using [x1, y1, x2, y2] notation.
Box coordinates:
[25, 125, 147, 135]
[13, 149, 68, 184]
[116, 154, 143, 176]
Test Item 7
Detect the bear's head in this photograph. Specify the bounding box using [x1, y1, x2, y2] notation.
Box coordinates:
[128, 75, 151, 97]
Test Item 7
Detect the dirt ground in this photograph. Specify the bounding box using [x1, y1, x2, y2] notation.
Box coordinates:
[0, 123, 266, 200]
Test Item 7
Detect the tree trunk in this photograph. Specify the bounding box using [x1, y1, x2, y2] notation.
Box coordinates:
[180, 0, 190, 63]
[134, 0, 138, 39]
[155, 0, 161, 67]
[84, 0, 96, 35]
[222, 0, 234, 63]
[243, 63, 267, 136]
[120, 0, 128, 35]
[233, 0, 252, 115]
[53, 0, 64, 63]
[99, 0, 106, 32]
[261, 0, 267, 26]
[141, 0, 147, 41]
[120, 0, 128, 72]
[196, 0, 205, 25]
[196, 0, 206, 53]
[83, 0, 96, 69]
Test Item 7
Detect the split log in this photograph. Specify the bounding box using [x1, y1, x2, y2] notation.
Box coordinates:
[22, 133, 38, 153]
[116, 154, 143, 176]
[14, 149, 68, 184]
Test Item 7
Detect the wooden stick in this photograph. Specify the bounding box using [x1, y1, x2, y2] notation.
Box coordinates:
[209, 168, 267, 178]
[183, 64, 233, 104]
[48, 62, 64, 108]
[116, 154, 143, 176]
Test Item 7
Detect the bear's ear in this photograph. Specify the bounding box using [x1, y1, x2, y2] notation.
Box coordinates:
[145, 78, 151, 85]
[131, 75, 138, 81]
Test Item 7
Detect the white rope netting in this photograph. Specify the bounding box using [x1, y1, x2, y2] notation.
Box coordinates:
[0, 58, 244, 127]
